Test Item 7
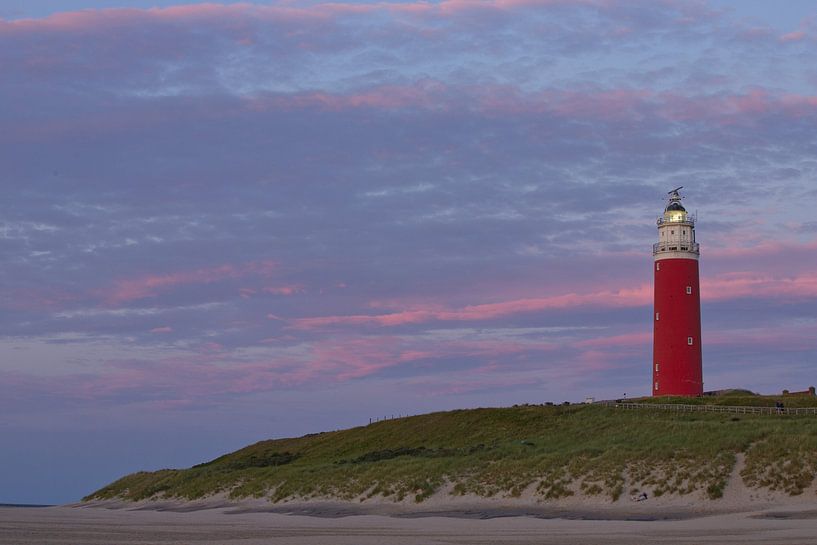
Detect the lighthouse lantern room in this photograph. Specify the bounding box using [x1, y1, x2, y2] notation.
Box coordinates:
[652, 187, 703, 396]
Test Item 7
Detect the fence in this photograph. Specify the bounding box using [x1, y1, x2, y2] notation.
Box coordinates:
[599, 401, 817, 416]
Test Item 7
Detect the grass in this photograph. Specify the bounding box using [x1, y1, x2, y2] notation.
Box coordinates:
[632, 392, 817, 408]
[85, 401, 817, 504]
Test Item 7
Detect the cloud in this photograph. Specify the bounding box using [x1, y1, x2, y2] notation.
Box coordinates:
[291, 285, 652, 329]
[290, 258, 817, 331]
[0, 332, 562, 409]
[261, 285, 304, 296]
[780, 30, 806, 42]
[703, 272, 817, 303]
[2, 0, 817, 419]
[0, 0, 727, 104]
[102, 260, 277, 305]
[6, 0, 817, 508]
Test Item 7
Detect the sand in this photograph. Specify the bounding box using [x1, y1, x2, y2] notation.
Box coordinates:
[5, 461, 817, 545]
[2, 502, 817, 545]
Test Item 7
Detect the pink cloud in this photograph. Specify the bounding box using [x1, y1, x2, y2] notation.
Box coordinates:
[243, 82, 449, 113]
[6, 75, 817, 146]
[292, 254, 817, 331]
[401, 334, 635, 397]
[0, 0, 721, 103]
[6, 312, 812, 410]
[102, 260, 277, 305]
[239, 287, 257, 299]
[0, 4, 327, 34]
[0, 0, 701, 32]
[535, 89, 653, 122]
[656, 90, 817, 123]
[292, 284, 652, 329]
[705, 238, 802, 259]
[149, 326, 173, 334]
[198, 342, 225, 353]
[1, 287, 80, 311]
[262, 285, 304, 296]
[569, 332, 652, 374]
[780, 30, 806, 42]
[242, 86, 817, 127]
[301, 336, 425, 381]
[239, 284, 304, 299]
[0, 332, 563, 407]
[702, 272, 817, 302]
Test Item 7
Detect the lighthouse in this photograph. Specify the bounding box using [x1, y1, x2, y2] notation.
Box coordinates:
[652, 187, 703, 396]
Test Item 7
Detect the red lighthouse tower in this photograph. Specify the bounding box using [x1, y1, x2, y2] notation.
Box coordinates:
[652, 187, 703, 396]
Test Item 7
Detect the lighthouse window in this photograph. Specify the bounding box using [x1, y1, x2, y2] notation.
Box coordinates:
[655, 363, 659, 372]
[656, 263, 660, 271]
[655, 312, 660, 321]
[654, 381, 659, 391]
[686, 286, 692, 295]
[687, 337, 694, 345]
[671, 230, 675, 235]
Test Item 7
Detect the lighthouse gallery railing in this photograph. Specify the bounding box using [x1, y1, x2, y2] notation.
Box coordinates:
[653, 242, 700, 254]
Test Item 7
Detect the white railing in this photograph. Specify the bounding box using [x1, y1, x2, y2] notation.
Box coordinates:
[599, 401, 817, 416]
[653, 242, 700, 254]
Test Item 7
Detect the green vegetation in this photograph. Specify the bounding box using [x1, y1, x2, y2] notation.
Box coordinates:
[85, 401, 817, 504]
[633, 392, 817, 408]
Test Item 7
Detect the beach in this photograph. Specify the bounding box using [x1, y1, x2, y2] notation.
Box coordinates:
[3, 503, 817, 545]
[8, 448, 817, 545]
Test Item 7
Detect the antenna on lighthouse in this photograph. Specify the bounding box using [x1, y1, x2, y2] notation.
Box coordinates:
[666, 187, 684, 207]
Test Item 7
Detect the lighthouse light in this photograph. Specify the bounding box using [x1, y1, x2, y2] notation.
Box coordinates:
[664, 210, 687, 223]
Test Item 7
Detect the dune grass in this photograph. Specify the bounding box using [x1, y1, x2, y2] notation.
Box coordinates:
[86, 401, 817, 504]
[633, 392, 817, 408]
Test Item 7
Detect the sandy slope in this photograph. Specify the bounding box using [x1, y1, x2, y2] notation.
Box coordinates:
[10, 455, 814, 545]
[80, 453, 817, 521]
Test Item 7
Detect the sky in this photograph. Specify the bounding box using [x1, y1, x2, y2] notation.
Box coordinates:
[1, 0, 817, 505]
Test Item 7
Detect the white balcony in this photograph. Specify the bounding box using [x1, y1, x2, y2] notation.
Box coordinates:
[653, 242, 700, 255]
